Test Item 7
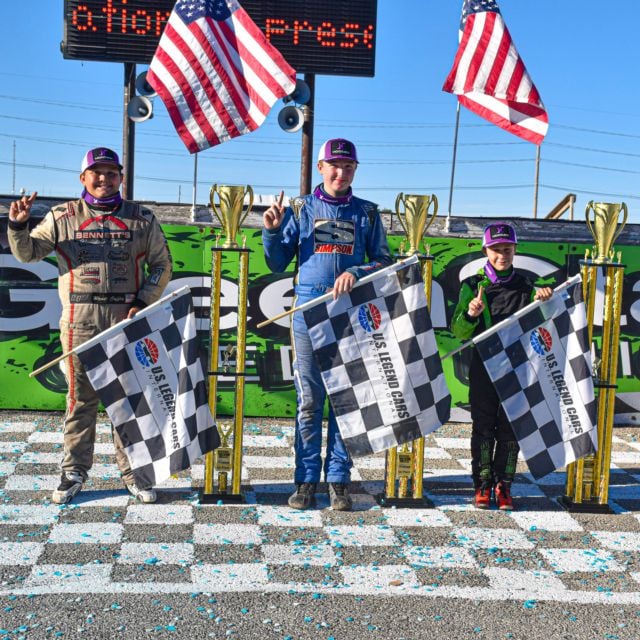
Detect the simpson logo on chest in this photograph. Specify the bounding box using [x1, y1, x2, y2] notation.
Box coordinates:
[313, 218, 356, 255]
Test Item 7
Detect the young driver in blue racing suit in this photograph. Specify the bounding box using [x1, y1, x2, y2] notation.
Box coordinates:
[262, 138, 392, 510]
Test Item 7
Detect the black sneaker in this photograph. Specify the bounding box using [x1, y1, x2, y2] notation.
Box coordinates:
[288, 483, 317, 509]
[51, 471, 84, 504]
[328, 483, 353, 511]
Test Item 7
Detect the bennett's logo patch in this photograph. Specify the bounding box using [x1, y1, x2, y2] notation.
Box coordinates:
[74, 215, 131, 242]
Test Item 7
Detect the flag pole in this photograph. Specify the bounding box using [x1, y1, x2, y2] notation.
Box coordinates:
[28, 287, 192, 378]
[441, 274, 582, 361]
[190, 152, 198, 222]
[532, 144, 541, 218]
[445, 101, 461, 232]
[257, 256, 420, 329]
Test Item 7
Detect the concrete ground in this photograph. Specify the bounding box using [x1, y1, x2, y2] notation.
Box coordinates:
[1, 411, 640, 639]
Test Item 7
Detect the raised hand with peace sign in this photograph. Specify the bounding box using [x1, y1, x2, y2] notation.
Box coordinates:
[263, 190, 285, 231]
[467, 285, 485, 318]
[8, 192, 38, 224]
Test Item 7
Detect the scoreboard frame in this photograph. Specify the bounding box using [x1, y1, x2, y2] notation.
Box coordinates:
[61, 0, 378, 77]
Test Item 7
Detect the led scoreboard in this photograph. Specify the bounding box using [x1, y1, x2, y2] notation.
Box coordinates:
[62, 0, 378, 77]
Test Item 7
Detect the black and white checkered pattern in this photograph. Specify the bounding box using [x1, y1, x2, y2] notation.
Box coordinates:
[303, 258, 451, 457]
[76, 288, 219, 487]
[473, 275, 597, 479]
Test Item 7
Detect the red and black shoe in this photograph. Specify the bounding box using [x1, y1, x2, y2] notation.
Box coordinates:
[495, 481, 514, 510]
[474, 482, 492, 509]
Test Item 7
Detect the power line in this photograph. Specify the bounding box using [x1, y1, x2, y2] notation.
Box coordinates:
[540, 184, 640, 201]
[0, 130, 525, 150]
[3, 160, 637, 201]
[544, 159, 640, 175]
[2, 129, 638, 172]
[552, 124, 640, 140]
[544, 142, 640, 159]
[1, 94, 640, 139]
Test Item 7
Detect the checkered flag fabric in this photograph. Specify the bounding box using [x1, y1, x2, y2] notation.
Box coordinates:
[473, 275, 597, 479]
[303, 257, 451, 457]
[76, 287, 219, 488]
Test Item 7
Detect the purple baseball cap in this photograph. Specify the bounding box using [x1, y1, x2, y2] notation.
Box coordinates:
[482, 222, 518, 248]
[81, 147, 123, 173]
[317, 138, 358, 163]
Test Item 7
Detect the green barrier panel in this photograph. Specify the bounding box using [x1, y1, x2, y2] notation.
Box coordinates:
[2, 223, 640, 419]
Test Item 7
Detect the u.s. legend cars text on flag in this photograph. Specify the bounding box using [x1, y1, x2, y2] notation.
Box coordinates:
[473, 275, 597, 479]
[76, 287, 220, 488]
[302, 257, 451, 457]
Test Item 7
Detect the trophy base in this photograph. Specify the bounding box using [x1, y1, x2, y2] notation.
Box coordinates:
[199, 490, 246, 505]
[374, 493, 434, 509]
[557, 495, 613, 514]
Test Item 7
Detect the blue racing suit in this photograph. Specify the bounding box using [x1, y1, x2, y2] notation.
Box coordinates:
[262, 188, 392, 483]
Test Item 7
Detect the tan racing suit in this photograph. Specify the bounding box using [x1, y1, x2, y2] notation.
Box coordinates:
[8, 198, 173, 486]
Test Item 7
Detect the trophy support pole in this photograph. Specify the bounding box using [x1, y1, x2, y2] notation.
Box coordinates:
[377, 254, 435, 508]
[560, 259, 624, 514]
[200, 246, 250, 505]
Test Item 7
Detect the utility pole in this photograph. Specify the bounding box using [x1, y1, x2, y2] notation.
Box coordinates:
[122, 63, 136, 200]
[299, 73, 316, 196]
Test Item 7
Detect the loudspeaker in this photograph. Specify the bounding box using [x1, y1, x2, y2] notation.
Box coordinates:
[278, 106, 304, 133]
[127, 96, 153, 122]
[135, 71, 157, 97]
[282, 79, 311, 105]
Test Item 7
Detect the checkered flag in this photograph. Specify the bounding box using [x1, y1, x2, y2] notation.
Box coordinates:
[302, 256, 451, 457]
[76, 287, 219, 487]
[473, 275, 597, 479]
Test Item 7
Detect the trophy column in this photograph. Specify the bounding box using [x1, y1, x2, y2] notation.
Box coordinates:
[561, 201, 627, 513]
[200, 185, 253, 505]
[377, 193, 437, 508]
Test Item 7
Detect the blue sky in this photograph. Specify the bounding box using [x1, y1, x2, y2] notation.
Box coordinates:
[0, 1, 638, 220]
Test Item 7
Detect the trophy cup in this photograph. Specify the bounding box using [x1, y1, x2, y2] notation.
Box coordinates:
[396, 444, 413, 495]
[210, 184, 254, 248]
[585, 201, 627, 264]
[214, 423, 234, 493]
[394, 193, 438, 256]
[202, 188, 252, 505]
[289, 196, 305, 219]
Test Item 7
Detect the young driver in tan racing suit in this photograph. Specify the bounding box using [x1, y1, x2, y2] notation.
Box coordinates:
[8, 147, 173, 504]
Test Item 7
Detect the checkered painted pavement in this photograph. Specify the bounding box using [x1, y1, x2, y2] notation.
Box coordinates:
[2, 416, 640, 604]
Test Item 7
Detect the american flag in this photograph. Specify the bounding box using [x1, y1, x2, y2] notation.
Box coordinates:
[442, 0, 548, 145]
[148, 0, 296, 153]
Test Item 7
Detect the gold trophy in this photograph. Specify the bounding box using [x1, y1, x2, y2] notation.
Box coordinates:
[585, 201, 627, 263]
[289, 196, 305, 219]
[396, 445, 413, 496]
[214, 423, 234, 493]
[378, 194, 437, 508]
[210, 184, 254, 248]
[201, 191, 251, 504]
[394, 193, 438, 255]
